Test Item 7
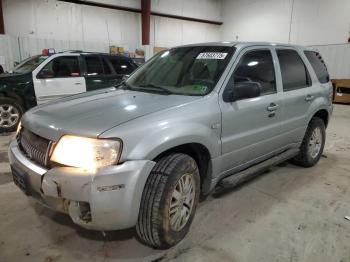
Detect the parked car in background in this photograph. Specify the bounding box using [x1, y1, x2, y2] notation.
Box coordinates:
[131, 57, 145, 66]
[9, 42, 332, 248]
[0, 50, 138, 132]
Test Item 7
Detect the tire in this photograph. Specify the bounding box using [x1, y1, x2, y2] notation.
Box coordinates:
[0, 97, 23, 133]
[136, 153, 200, 249]
[293, 117, 326, 167]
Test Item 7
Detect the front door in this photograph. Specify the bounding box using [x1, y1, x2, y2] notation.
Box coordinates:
[33, 55, 86, 105]
[219, 47, 285, 174]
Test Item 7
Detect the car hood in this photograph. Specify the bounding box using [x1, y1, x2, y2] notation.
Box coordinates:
[23, 88, 201, 141]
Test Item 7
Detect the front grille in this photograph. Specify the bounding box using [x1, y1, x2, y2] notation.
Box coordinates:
[17, 128, 52, 168]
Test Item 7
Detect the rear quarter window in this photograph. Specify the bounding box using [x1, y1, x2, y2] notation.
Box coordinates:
[304, 51, 330, 84]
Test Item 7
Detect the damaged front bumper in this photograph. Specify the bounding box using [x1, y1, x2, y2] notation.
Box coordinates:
[8, 140, 155, 231]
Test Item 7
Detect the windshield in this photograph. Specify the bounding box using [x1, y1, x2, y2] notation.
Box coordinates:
[125, 46, 235, 96]
[13, 55, 48, 74]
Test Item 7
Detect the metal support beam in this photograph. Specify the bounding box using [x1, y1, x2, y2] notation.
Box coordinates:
[60, 0, 140, 13]
[0, 0, 5, 34]
[58, 0, 223, 25]
[151, 11, 222, 25]
[141, 0, 151, 45]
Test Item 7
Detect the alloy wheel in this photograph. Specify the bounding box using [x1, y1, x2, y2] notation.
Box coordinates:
[0, 104, 20, 128]
[308, 127, 323, 159]
[169, 173, 196, 232]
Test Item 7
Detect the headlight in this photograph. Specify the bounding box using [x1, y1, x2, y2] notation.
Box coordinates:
[51, 135, 122, 169]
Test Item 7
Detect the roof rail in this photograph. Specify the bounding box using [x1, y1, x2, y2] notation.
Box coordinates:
[60, 50, 84, 53]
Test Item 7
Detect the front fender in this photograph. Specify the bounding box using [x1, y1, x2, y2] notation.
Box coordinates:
[127, 122, 220, 160]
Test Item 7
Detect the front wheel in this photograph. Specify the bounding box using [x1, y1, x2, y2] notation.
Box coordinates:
[293, 117, 326, 167]
[0, 97, 23, 133]
[136, 153, 200, 249]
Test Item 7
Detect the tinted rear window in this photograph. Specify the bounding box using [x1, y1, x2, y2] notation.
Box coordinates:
[85, 56, 103, 76]
[102, 58, 113, 75]
[277, 49, 311, 91]
[304, 51, 330, 84]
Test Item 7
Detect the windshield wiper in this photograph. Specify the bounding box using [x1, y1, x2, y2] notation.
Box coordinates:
[137, 84, 173, 95]
[118, 82, 173, 95]
[117, 81, 132, 90]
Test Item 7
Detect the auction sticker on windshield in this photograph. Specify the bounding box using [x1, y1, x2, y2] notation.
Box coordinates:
[196, 52, 228, 60]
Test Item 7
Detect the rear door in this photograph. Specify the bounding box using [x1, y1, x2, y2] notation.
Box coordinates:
[219, 47, 285, 173]
[275, 48, 316, 143]
[83, 55, 115, 91]
[33, 55, 86, 105]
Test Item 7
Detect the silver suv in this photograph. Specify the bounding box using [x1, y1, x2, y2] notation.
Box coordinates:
[8, 42, 333, 248]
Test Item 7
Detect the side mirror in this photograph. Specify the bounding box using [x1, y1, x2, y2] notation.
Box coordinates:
[223, 81, 261, 102]
[37, 68, 54, 79]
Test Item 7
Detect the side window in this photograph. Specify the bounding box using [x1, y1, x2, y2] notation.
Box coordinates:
[85, 56, 104, 76]
[277, 49, 311, 91]
[102, 57, 113, 75]
[233, 49, 276, 96]
[40, 56, 80, 77]
[304, 51, 330, 84]
[108, 58, 136, 75]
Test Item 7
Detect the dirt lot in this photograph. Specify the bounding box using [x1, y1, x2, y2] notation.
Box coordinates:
[1, 104, 350, 262]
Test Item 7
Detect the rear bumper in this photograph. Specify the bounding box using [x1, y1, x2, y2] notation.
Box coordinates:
[8, 140, 155, 230]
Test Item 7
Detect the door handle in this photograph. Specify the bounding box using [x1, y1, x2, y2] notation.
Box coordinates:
[305, 94, 314, 101]
[267, 103, 279, 112]
[75, 82, 82, 85]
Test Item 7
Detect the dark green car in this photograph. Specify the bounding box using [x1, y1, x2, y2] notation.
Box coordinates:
[0, 51, 138, 132]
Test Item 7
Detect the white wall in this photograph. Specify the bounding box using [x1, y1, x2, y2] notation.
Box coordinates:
[3, 0, 141, 51]
[0, 0, 222, 69]
[151, 16, 221, 47]
[150, 0, 222, 47]
[221, 0, 350, 78]
[0, 35, 21, 71]
[151, 0, 221, 22]
[221, 0, 350, 46]
[311, 44, 350, 79]
[3, 0, 222, 51]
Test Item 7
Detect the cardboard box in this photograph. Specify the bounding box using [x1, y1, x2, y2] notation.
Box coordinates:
[135, 49, 145, 57]
[332, 79, 350, 104]
[110, 46, 125, 54]
[154, 47, 168, 54]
